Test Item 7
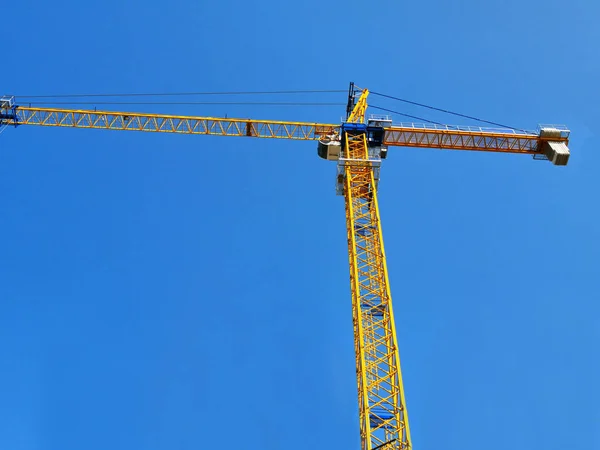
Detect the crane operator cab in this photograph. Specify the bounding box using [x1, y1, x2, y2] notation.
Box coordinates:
[317, 136, 342, 160]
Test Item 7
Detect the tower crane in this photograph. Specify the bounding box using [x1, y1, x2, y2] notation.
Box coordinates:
[0, 83, 571, 450]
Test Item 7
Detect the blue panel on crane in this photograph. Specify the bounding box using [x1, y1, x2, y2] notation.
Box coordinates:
[370, 409, 395, 428]
[341, 122, 368, 133]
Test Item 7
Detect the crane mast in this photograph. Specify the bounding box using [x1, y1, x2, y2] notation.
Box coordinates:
[342, 88, 411, 449]
[0, 85, 571, 450]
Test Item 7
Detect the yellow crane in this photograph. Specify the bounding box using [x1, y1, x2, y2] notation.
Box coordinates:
[0, 84, 571, 450]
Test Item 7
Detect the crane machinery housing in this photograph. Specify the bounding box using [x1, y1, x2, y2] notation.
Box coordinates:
[0, 83, 571, 450]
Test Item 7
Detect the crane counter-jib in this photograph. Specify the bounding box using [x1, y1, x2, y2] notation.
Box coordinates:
[383, 124, 570, 164]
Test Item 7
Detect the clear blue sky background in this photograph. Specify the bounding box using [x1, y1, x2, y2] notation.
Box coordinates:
[1, 1, 598, 449]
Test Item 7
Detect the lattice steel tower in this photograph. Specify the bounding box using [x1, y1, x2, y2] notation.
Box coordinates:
[0, 83, 571, 449]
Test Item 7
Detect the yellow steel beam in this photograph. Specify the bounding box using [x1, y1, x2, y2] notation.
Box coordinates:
[347, 89, 369, 123]
[11, 106, 338, 141]
[383, 124, 569, 154]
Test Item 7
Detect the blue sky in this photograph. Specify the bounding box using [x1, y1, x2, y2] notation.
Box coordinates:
[1, 1, 598, 450]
